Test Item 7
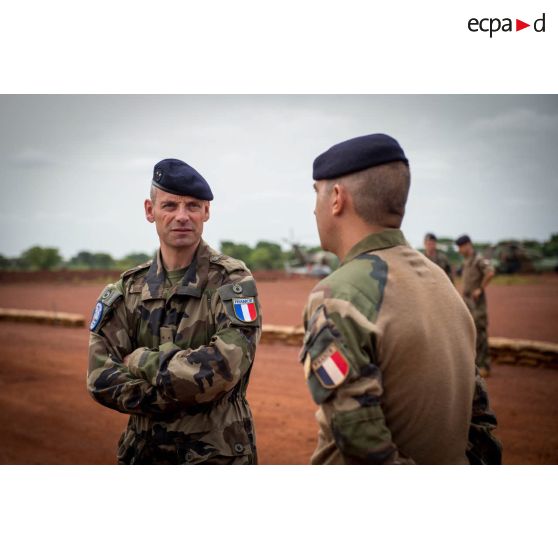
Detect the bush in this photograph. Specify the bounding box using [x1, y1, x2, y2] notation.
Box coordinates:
[21, 246, 63, 270]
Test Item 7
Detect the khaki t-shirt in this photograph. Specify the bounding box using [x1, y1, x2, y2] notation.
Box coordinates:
[462, 253, 494, 297]
[164, 266, 189, 290]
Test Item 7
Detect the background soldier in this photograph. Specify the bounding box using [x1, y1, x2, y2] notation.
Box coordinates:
[424, 232, 453, 282]
[300, 133, 501, 464]
[87, 158, 261, 464]
[456, 234, 495, 378]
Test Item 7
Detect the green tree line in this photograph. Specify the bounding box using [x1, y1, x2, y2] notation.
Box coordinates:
[2, 234, 557, 272]
[0, 248, 153, 272]
[0, 241, 291, 272]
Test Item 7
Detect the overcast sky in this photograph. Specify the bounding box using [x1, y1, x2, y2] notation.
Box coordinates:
[1, 95, 557, 259]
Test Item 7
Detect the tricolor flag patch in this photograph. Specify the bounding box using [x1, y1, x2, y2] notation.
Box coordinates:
[233, 297, 258, 322]
[311, 343, 349, 389]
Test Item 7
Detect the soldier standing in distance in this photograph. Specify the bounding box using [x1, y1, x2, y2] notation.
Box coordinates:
[456, 234, 495, 379]
[87, 158, 261, 464]
[300, 133, 501, 464]
[424, 232, 453, 282]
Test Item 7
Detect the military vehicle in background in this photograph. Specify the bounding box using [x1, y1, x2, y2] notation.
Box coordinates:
[484, 240, 558, 274]
[421, 235, 558, 276]
[284, 243, 337, 278]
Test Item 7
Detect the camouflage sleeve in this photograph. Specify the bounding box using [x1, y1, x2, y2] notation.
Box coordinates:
[125, 275, 261, 406]
[300, 290, 412, 465]
[87, 282, 182, 416]
[466, 369, 503, 464]
[477, 256, 495, 277]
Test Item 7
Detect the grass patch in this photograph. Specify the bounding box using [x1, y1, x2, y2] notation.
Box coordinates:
[491, 274, 543, 286]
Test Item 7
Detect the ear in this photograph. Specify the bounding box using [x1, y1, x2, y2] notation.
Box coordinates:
[144, 199, 155, 223]
[203, 201, 210, 223]
[331, 183, 346, 217]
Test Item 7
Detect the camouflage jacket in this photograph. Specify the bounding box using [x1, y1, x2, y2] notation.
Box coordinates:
[462, 252, 494, 298]
[87, 240, 261, 464]
[425, 249, 453, 282]
[300, 229, 500, 464]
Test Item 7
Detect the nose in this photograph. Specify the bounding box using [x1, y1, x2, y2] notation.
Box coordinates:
[174, 205, 190, 223]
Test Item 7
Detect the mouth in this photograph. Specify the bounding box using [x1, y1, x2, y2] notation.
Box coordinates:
[172, 228, 194, 233]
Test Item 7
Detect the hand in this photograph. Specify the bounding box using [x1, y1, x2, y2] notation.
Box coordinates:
[472, 288, 483, 301]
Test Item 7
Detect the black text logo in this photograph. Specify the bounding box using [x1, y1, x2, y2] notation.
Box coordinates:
[468, 13, 546, 37]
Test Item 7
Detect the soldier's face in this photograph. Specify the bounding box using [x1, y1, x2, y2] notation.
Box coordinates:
[425, 239, 436, 253]
[458, 243, 472, 257]
[313, 180, 335, 251]
[145, 190, 210, 250]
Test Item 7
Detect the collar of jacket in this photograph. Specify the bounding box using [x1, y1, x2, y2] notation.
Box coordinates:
[141, 239, 211, 301]
[341, 228, 408, 266]
[466, 250, 477, 262]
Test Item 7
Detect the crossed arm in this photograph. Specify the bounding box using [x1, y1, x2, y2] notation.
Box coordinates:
[87, 296, 258, 416]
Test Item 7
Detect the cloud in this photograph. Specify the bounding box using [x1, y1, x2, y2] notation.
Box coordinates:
[10, 148, 56, 168]
[469, 108, 558, 135]
[1, 95, 557, 257]
[409, 149, 454, 178]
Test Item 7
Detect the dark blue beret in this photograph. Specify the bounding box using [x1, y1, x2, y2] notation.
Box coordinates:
[455, 234, 472, 246]
[152, 158, 214, 200]
[313, 133, 408, 180]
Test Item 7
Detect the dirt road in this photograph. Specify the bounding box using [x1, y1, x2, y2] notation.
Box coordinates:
[0, 276, 556, 464]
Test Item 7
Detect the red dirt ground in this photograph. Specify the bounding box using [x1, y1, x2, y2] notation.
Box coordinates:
[0, 275, 557, 464]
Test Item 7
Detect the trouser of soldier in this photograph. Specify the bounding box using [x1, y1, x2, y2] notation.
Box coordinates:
[117, 429, 258, 465]
[118, 441, 258, 464]
[119, 453, 257, 465]
[465, 296, 490, 370]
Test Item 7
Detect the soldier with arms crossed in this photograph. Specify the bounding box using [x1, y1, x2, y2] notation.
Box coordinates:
[300, 134, 501, 464]
[87, 159, 261, 464]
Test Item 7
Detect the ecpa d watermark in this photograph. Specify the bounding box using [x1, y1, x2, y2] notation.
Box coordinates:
[468, 13, 546, 37]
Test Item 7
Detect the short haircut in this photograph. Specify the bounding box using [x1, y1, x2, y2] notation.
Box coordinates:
[455, 234, 472, 246]
[339, 161, 411, 227]
[424, 232, 437, 242]
[150, 184, 158, 203]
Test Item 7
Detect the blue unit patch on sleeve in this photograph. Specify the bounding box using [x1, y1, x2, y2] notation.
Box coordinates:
[90, 302, 104, 331]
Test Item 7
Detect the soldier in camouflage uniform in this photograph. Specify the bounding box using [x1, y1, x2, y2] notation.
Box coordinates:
[300, 134, 501, 464]
[87, 158, 261, 464]
[456, 234, 495, 378]
[424, 232, 453, 282]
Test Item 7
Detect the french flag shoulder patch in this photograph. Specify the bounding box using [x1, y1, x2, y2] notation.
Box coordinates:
[311, 343, 350, 389]
[232, 297, 258, 322]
